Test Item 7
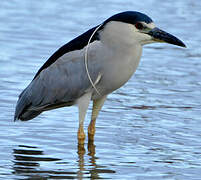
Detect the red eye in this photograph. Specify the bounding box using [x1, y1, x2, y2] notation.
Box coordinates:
[135, 22, 143, 30]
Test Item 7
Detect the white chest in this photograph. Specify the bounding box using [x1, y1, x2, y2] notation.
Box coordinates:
[95, 44, 143, 96]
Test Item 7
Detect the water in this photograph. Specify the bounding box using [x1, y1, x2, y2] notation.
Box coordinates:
[0, 0, 201, 179]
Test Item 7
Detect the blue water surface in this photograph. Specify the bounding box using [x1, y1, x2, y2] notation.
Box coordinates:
[0, 0, 201, 179]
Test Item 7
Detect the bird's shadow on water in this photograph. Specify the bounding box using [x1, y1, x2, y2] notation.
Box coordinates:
[12, 142, 115, 179]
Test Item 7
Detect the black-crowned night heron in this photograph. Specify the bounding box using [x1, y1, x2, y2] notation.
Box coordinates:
[14, 11, 186, 144]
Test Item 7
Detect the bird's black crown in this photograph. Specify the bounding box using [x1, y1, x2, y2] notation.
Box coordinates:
[103, 11, 153, 26]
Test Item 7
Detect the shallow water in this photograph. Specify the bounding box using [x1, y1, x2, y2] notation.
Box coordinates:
[0, 0, 201, 179]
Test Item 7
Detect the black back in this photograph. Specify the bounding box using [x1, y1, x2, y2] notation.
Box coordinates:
[33, 25, 100, 79]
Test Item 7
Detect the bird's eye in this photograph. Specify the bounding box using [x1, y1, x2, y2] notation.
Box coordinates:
[135, 22, 144, 30]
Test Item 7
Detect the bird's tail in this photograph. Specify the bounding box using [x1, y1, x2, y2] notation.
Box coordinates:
[14, 85, 42, 121]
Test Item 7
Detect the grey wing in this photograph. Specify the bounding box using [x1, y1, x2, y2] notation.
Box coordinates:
[14, 44, 101, 121]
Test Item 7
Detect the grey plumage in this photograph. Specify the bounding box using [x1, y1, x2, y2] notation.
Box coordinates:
[15, 41, 101, 121]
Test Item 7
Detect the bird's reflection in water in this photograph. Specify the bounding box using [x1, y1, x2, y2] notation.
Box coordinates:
[12, 142, 115, 179]
[77, 140, 97, 179]
[77, 140, 115, 179]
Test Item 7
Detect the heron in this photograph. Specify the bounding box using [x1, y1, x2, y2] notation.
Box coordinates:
[14, 11, 186, 144]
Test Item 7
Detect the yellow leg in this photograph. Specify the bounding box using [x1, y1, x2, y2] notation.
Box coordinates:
[77, 126, 86, 145]
[88, 96, 107, 142]
[88, 119, 96, 142]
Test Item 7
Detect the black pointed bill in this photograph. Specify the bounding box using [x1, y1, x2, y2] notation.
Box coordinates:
[148, 27, 186, 47]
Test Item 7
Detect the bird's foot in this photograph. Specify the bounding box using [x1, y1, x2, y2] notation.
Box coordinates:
[88, 140, 95, 156]
[77, 127, 85, 145]
[77, 143, 85, 156]
[88, 120, 96, 142]
[88, 132, 95, 142]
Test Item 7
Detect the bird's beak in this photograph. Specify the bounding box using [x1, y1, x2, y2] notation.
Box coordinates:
[148, 27, 186, 47]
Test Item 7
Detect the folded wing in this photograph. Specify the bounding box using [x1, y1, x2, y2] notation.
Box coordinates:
[14, 42, 101, 121]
